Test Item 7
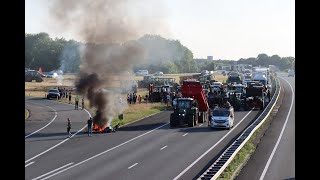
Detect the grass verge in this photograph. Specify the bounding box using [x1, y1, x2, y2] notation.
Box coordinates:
[217, 115, 271, 180]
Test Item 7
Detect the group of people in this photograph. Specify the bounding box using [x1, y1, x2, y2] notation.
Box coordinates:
[57, 87, 72, 103]
[127, 93, 142, 104]
[74, 95, 85, 110]
[67, 116, 93, 138]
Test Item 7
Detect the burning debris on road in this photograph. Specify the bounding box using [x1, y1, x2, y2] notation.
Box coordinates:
[49, 0, 165, 131]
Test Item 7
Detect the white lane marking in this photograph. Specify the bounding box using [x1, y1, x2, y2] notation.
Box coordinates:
[35, 122, 169, 179]
[25, 106, 58, 138]
[182, 133, 189, 137]
[173, 110, 253, 180]
[25, 108, 92, 163]
[199, 124, 203, 127]
[31, 162, 74, 180]
[259, 77, 294, 180]
[160, 145, 168, 150]
[25, 161, 34, 167]
[25, 124, 87, 163]
[128, 163, 139, 169]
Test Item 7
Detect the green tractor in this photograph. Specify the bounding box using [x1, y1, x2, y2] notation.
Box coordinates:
[170, 98, 199, 127]
[25, 70, 43, 82]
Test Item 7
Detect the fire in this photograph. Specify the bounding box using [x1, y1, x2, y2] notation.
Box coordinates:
[93, 123, 107, 133]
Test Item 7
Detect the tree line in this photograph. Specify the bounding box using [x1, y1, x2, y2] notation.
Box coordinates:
[25, 33, 294, 73]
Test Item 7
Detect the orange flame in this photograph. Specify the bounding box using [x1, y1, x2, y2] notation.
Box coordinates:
[93, 123, 107, 133]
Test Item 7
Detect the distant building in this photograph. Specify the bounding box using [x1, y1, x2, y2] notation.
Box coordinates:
[207, 56, 213, 60]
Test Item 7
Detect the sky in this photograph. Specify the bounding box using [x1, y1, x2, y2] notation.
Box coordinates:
[25, 0, 294, 60]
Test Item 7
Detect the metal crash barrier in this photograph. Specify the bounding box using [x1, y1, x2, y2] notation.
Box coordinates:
[198, 75, 281, 180]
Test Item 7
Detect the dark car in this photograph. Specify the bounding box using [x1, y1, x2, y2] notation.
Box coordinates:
[47, 89, 61, 99]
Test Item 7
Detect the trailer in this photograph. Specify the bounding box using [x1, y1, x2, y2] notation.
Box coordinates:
[170, 80, 210, 127]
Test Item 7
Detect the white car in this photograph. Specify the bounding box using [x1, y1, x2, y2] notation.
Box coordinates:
[210, 107, 234, 130]
[154, 71, 164, 76]
[136, 70, 149, 76]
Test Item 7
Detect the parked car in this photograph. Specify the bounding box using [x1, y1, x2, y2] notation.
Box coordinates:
[47, 89, 61, 99]
[135, 70, 149, 76]
[154, 71, 164, 76]
[201, 70, 209, 75]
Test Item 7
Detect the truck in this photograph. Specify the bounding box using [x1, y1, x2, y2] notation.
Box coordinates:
[245, 81, 265, 110]
[170, 80, 210, 127]
[148, 84, 172, 102]
[226, 84, 247, 111]
[226, 73, 242, 84]
[252, 73, 268, 86]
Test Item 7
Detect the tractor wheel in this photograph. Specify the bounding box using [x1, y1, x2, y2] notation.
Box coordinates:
[260, 101, 265, 110]
[170, 114, 176, 127]
[188, 116, 194, 127]
[36, 78, 43, 82]
[198, 113, 204, 123]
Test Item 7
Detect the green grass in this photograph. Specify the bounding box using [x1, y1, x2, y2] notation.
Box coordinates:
[216, 76, 279, 179]
[25, 108, 29, 120]
[110, 105, 167, 127]
[217, 111, 273, 180]
[217, 127, 260, 179]
[54, 96, 167, 128]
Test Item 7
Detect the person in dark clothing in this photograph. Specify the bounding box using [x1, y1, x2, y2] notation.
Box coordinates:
[133, 93, 137, 104]
[69, 91, 72, 104]
[87, 117, 93, 136]
[67, 118, 71, 138]
[267, 89, 271, 100]
[75, 95, 79, 110]
[82, 97, 85, 110]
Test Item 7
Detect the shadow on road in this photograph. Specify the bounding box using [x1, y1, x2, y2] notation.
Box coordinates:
[25, 131, 85, 138]
[117, 122, 168, 132]
[26, 97, 47, 101]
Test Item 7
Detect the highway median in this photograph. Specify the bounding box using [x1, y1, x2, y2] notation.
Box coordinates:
[215, 76, 283, 180]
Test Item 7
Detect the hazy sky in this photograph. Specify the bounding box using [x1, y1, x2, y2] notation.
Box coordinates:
[25, 0, 294, 60]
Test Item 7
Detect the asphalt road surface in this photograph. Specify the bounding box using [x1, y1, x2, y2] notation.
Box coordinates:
[25, 97, 261, 180]
[236, 73, 295, 180]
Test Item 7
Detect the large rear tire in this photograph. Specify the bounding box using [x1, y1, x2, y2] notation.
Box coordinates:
[260, 100, 265, 110]
[170, 114, 177, 128]
[198, 113, 204, 123]
[188, 116, 194, 127]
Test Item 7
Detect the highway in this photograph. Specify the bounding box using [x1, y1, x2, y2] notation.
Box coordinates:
[236, 73, 295, 180]
[25, 97, 261, 180]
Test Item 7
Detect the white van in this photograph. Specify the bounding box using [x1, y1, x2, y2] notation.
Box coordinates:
[210, 106, 234, 130]
[135, 70, 149, 76]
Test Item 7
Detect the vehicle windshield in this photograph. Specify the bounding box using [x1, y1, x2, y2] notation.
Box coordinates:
[49, 89, 59, 93]
[212, 110, 230, 117]
[245, 75, 251, 79]
[177, 100, 191, 109]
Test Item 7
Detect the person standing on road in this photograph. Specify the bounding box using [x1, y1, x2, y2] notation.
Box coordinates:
[87, 117, 93, 136]
[69, 91, 72, 104]
[75, 95, 79, 110]
[67, 118, 71, 138]
[82, 96, 85, 110]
